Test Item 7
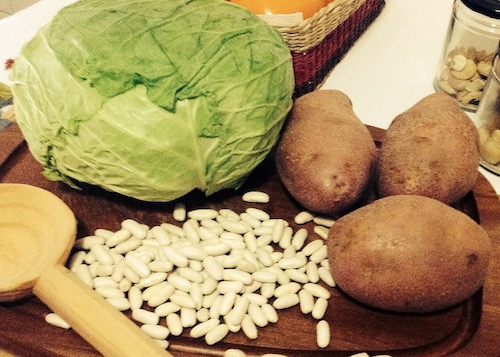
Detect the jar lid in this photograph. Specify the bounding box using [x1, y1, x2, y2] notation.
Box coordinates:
[462, 0, 500, 19]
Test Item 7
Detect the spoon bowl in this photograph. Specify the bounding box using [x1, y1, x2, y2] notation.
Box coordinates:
[0, 183, 171, 356]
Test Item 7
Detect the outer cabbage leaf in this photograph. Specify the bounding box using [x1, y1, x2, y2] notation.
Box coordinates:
[11, 0, 294, 201]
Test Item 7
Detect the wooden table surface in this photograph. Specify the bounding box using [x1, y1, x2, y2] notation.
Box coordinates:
[0, 123, 499, 357]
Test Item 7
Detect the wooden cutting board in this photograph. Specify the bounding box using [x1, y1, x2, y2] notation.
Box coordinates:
[0, 123, 498, 357]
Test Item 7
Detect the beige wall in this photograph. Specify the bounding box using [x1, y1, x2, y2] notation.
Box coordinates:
[0, 0, 39, 19]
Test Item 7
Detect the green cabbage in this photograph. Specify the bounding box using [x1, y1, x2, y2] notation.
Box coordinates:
[11, 0, 294, 201]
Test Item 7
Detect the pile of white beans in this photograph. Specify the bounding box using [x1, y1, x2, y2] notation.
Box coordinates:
[46, 191, 391, 356]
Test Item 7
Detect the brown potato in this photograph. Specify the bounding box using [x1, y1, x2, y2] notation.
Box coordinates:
[275, 90, 377, 215]
[377, 93, 480, 204]
[327, 195, 491, 313]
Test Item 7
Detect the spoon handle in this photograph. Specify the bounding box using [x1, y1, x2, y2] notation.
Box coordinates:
[33, 264, 172, 357]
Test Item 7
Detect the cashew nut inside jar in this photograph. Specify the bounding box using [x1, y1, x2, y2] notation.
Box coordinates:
[435, 0, 500, 111]
[474, 52, 500, 174]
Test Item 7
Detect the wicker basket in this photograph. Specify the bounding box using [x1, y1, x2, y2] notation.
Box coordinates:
[260, 0, 385, 97]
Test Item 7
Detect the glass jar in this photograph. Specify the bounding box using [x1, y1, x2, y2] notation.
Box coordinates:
[475, 48, 500, 175]
[434, 0, 500, 111]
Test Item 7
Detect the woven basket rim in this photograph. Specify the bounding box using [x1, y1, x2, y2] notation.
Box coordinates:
[262, 0, 367, 52]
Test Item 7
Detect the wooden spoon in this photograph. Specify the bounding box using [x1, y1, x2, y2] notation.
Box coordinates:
[0, 183, 172, 357]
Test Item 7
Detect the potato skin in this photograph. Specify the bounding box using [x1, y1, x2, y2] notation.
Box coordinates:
[377, 93, 480, 204]
[327, 195, 491, 313]
[276, 90, 377, 215]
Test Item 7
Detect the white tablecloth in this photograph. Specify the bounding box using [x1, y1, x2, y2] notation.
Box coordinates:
[1, 0, 499, 194]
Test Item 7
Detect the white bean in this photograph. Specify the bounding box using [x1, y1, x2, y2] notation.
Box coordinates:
[271, 219, 285, 244]
[121, 219, 148, 239]
[223, 269, 252, 285]
[274, 282, 301, 298]
[261, 303, 278, 324]
[150, 226, 171, 245]
[217, 281, 244, 295]
[190, 318, 220, 338]
[224, 349, 246, 357]
[162, 246, 189, 267]
[160, 223, 185, 237]
[93, 276, 118, 289]
[148, 260, 174, 273]
[95, 264, 114, 277]
[210, 295, 223, 319]
[220, 220, 249, 234]
[177, 267, 204, 283]
[183, 219, 200, 243]
[242, 191, 270, 203]
[291, 228, 308, 250]
[155, 302, 180, 317]
[168, 275, 192, 292]
[273, 293, 300, 310]
[170, 291, 197, 309]
[219, 291, 237, 316]
[125, 253, 151, 278]
[144, 282, 175, 307]
[253, 226, 273, 236]
[166, 313, 183, 336]
[203, 256, 224, 281]
[285, 269, 309, 284]
[241, 315, 258, 339]
[237, 259, 259, 274]
[118, 278, 132, 292]
[246, 207, 270, 221]
[45, 313, 70, 329]
[251, 270, 277, 284]
[244, 292, 267, 306]
[260, 282, 276, 299]
[313, 225, 329, 240]
[278, 256, 307, 270]
[132, 309, 159, 325]
[298, 289, 315, 314]
[113, 237, 142, 255]
[95, 286, 125, 299]
[310, 245, 328, 264]
[138, 272, 167, 289]
[94, 228, 114, 239]
[219, 208, 240, 220]
[105, 229, 132, 248]
[312, 297, 328, 320]
[68, 251, 86, 272]
[301, 239, 324, 256]
[203, 242, 232, 256]
[256, 248, 273, 267]
[188, 208, 219, 221]
[229, 295, 250, 326]
[180, 307, 197, 328]
[240, 212, 262, 229]
[318, 266, 336, 288]
[173, 202, 187, 221]
[75, 264, 93, 287]
[248, 303, 267, 327]
[196, 307, 210, 323]
[128, 285, 143, 311]
[106, 297, 130, 311]
[316, 320, 330, 348]
[305, 261, 320, 283]
[205, 324, 229, 345]
[294, 211, 314, 225]
[141, 324, 170, 340]
[304, 283, 331, 300]
[123, 266, 141, 284]
[313, 216, 335, 228]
